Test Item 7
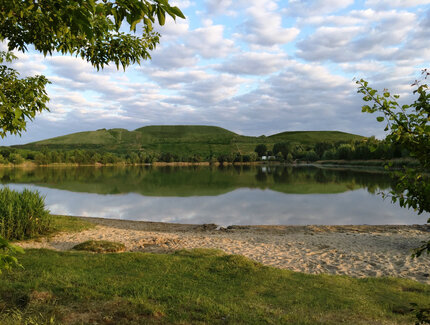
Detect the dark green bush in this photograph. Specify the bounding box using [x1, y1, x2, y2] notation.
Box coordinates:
[0, 187, 51, 240]
[73, 240, 125, 253]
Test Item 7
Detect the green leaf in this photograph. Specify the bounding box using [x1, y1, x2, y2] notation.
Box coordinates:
[376, 116, 384, 122]
[170, 6, 186, 19]
[157, 8, 166, 25]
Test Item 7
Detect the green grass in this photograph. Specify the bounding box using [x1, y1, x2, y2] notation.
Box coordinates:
[14, 125, 364, 157]
[47, 215, 95, 234]
[0, 249, 429, 324]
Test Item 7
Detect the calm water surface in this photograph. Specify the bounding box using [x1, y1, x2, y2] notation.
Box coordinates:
[1, 165, 428, 226]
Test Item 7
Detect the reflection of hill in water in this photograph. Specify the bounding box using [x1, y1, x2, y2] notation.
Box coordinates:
[0, 166, 393, 197]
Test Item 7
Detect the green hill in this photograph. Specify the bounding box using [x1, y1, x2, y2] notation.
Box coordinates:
[13, 125, 365, 157]
[268, 131, 362, 145]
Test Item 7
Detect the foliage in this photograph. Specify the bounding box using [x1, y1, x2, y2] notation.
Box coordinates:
[337, 144, 353, 160]
[0, 0, 185, 137]
[0, 0, 185, 70]
[73, 240, 125, 253]
[0, 235, 24, 275]
[0, 138, 412, 165]
[254, 144, 267, 157]
[304, 150, 318, 162]
[273, 142, 291, 158]
[8, 153, 24, 165]
[411, 303, 430, 325]
[0, 52, 50, 138]
[0, 187, 51, 240]
[356, 69, 430, 256]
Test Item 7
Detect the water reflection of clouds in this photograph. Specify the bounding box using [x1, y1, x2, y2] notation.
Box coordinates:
[5, 184, 428, 226]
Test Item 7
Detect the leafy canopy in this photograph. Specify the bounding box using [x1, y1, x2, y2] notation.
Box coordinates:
[356, 69, 430, 257]
[0, 0, 185, 69]
[0, 51, 50, 138]
[0, 0, 185, 138]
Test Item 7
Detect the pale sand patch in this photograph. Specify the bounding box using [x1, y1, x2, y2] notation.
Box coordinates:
[17, 217, 430, 284]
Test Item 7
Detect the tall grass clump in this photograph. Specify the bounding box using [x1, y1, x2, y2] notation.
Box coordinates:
[0, 187, 51, 240]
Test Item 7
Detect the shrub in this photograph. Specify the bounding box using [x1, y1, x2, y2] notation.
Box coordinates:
[337, 144, 354, 160]
[0, 187, 51, 240]
[73, 240, 126, 253]
[8, 153, 24, 165]
[305, 150, 319, 162]
[0, 236, 24, 274]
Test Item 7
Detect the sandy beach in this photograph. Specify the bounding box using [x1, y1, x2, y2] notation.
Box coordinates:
[17, 217, 430, 284]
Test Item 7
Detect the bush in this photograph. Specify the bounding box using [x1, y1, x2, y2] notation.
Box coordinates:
[0, 187, 51, 240]
[337, 144, 353, 160]
[0, 236, 24, 274]
[8, 153, 24, 165]
[73, 240, 126, 253]
[305, 150, 319, 162]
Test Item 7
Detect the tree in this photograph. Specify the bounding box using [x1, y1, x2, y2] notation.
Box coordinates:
[254, 144, 267, 157]
[305, 150, 318, 162]
[0, 51, 50, 138]
[314, 142, 332, 159]
[356, 69, 430, 257]
[0, 0, 185, 137]
[336, 143, 353, 160]
[0, 0, 185, 274]
[272, 142, 291, 158]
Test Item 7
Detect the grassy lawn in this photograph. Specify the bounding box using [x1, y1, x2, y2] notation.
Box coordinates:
[0, 248, 429, 324]
[48, 215, 96, 235]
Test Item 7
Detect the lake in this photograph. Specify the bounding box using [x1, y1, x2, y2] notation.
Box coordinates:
[0, 165, 427, 226]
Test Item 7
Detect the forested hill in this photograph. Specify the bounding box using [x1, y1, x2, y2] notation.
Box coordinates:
[12, 125, 364, 157]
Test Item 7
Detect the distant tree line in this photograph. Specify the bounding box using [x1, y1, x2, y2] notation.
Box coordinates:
[254, 137, 410, 162]
[0, 137, 412, 166]
[0, 147, 259, 165]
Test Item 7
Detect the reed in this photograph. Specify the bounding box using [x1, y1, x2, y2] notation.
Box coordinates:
[0, 187, 51, 240]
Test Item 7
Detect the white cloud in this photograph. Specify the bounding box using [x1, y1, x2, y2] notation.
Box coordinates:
[150, 44, 198, 69]
[165, 73, 247, 106]
[297, 10, 417, 63]
[285, 0, 355, 16]
[216, 52, 288, 75]
[185, 25, 236, 58]
[170, 0, 194, 9]
[365, 0, 430, 8]
[205, 0, 233, 15]
[154, 18, 190, 39]
[236, 1, 299, 48]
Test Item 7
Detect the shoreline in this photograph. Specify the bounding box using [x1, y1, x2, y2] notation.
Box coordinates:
[0, 159, 414, 170]
[0, 161, 266, 168]
[18, 216, 430, 284]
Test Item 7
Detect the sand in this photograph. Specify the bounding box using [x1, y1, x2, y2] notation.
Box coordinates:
[17, 217, 430, 284]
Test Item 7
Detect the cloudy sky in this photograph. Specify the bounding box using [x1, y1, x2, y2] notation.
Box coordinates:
[2, 0, 430, 145]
